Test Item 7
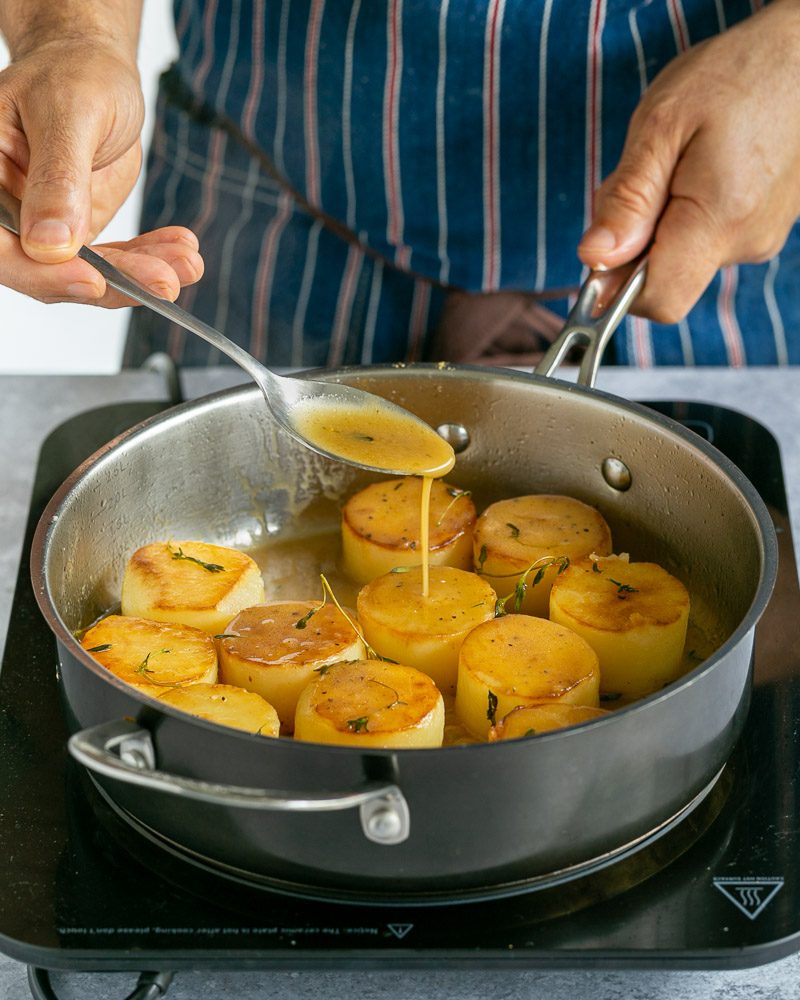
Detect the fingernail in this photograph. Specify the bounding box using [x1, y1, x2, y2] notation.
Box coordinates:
[27, 219, 73, 249]
[579, 225, 618, 254]
[66, 281, 102, 299]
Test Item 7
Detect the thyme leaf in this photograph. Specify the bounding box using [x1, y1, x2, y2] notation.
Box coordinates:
[506, 522, 520, 539]
[609, 577, 639, 598]
[87, 643, 112, 653]
[477, 544, 488, 572]
[531, 566, 547, 587]
[294, 603, 323, 629]
[487, 690, 498, 726]
[347, 716, 370, 733]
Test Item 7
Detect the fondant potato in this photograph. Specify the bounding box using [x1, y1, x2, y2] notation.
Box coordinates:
[121, 540, 265, 635]
[549, 555, 690, 700]
[294, 659, 444, 748]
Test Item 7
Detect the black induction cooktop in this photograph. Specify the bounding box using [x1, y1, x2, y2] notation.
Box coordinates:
[1, 399, 799, 982]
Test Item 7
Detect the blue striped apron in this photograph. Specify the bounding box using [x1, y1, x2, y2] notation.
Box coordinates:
[125, 0, 798, 368]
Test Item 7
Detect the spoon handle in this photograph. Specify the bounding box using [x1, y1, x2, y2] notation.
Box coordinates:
[0, 188, 273, 392]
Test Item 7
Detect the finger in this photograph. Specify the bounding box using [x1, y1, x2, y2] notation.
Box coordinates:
[94, 240, 204, 290]
[0, 228, 200, 308]
[578, 106, 686, 270]
[101, 226, 200, 252]
[89, 245, 199, 308]
[17, 99, 98, 264]
[630, 194, 724, 324]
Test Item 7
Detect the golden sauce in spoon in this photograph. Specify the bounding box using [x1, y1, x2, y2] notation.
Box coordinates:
[292, 398, 456, 478]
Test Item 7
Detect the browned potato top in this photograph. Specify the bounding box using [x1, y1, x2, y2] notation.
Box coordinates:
[220, 601, 360, 665]
[343, 477, 476, 551]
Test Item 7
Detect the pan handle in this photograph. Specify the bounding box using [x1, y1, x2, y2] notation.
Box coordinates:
[534, 254, 648, 388]
[68, 719, 410, 846]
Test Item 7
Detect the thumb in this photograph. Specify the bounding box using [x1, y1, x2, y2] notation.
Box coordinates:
[18, 107, 95, 264]
[578, 115, 679, 270]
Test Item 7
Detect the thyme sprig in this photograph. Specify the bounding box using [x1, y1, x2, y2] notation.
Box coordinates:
[168, 544, 225, 573]
[369, 678, 407, 711]
[344, 680, 408, 734]
[494, 555, 570, 616]
[588, 559, 639, 598]
[298, 574, 393, 662]
[609, 577, 639, 597]
[435, 487, 472, 526]
[135, 647, 171, 676]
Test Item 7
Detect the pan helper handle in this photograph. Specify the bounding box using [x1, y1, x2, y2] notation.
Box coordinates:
[69, 719, 410, 846]
[534, 254, 648, 388]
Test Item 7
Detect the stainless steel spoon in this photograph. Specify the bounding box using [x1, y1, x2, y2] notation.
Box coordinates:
[0, 189, 454, 478]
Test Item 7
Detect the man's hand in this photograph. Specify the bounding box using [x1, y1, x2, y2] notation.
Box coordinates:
[0, 4, 202, 307]
[578, 1, 800, 324]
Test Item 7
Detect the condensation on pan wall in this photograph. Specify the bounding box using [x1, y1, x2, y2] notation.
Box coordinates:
[0, 1, 177, 374]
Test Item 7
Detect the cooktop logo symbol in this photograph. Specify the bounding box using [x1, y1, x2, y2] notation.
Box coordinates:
[387, 923, 414, 939]
[713, 877, 784, 919]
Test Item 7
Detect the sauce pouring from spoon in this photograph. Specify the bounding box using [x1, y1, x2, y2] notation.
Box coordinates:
[0, 189, 455, 479]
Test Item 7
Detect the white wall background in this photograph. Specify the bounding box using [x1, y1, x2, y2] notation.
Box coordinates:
[0, 1, 178, 374]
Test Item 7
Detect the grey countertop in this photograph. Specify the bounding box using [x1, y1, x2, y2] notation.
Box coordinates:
[2, 366, 800, 1000]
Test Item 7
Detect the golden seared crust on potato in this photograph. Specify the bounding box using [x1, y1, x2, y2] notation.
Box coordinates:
[341, 477, 476, 584]
[121, 540, 265, 635]
[356, 566, 496, 693]
[80, 614, 217, 698]
[489, 703, 609, 741]
[455, 615, 600, 739]
[217, 601, 366, 732]
[294, 659, 444, 748]
[158, 683, 280, 736]
[548, 555, 690, 700]
[473, 495, 613, 616]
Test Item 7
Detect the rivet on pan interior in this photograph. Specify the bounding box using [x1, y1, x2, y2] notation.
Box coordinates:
[436, 423, 470, 454]
[602, 457, 632, 492]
